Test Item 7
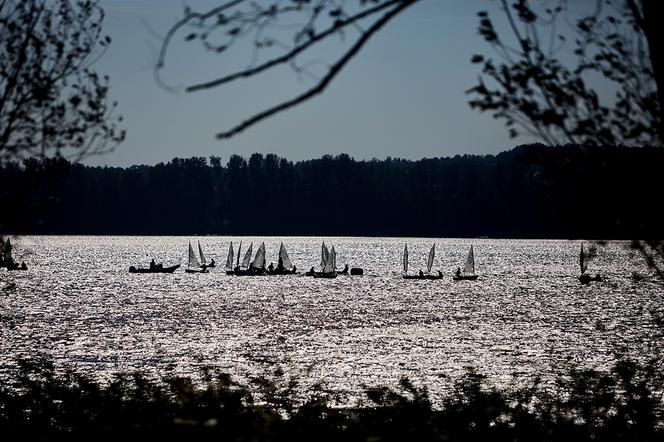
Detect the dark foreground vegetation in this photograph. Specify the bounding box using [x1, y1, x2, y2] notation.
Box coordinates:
[0, 358, 662, 441]
[1, 144, 662, 238]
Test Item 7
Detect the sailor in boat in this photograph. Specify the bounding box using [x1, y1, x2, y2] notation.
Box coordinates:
[338, 264, 349, 275]
[307, 266, 315, 276]
[150, 258, 156, 270]
[20, 262, 27, 270]
[210, 258, 215, 267]
[455, 267, 461, 278]
[268, 262, 275, 272]
[419, 270, 424, 278]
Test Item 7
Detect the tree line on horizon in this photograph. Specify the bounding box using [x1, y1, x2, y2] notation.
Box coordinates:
[0, 144, 660, 238]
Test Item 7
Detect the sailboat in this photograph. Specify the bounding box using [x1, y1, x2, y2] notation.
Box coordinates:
[425, 243, 443, 279]
[268, 243, 298, 275]
[453, 245, 478, 281]
[185, 241, 208, 273]
[313, 245, 337, 278]
[225, 241, 234, 272]
[249, 242, 266, 275]
[321, 241, 329, 269]
[402, 243, 421, 279]
[198, 241, 214, 268]
[578, 243, 602, 284]
[2, 238, 27, 271]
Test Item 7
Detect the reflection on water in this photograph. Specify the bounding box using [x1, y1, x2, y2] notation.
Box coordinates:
[1, 236, 662, 401]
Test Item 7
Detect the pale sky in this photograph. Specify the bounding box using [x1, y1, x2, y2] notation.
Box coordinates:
[90, 0, 594, 166]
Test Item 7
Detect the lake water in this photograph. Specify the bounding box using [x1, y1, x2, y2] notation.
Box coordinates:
[1, 236, 662, 402]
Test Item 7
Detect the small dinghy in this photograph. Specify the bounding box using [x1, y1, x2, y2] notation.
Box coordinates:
[198, 241, 215, 268]
[578, 243, 602, 284]
[185, 242, 208, 273]
[129, 264, 180, 273]
[453, 245, 478, 281]
[267, 243, 298, 275]
[312, 244, 337, 278]
[235, 242, 267, 276]
[403, 243, 439, 279]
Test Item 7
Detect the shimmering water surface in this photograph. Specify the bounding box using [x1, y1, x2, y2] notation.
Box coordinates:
[1, 236, 662, 400]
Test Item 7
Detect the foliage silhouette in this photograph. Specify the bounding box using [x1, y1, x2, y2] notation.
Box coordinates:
[0, 357, 661, 441]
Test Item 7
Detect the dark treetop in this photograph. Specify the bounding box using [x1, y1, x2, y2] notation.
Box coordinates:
[1, 144, 660, 238]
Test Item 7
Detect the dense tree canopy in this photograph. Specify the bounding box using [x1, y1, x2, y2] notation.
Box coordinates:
[1, 145, 661, 240]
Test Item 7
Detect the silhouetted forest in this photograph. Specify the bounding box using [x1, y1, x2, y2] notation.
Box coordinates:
[0, 144, 661, 238]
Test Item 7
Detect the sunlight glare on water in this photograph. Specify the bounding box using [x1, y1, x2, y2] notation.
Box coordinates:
[1, 236, 662, 401]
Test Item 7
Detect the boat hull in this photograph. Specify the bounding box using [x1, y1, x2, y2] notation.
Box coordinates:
[312, 272, 337, 278]
[267, 269, 298, 275]
[185, 268, 208, 273]
[228, 268, 266, 276]
[129, 264, 180, 274]
[453, 274, 478, 281]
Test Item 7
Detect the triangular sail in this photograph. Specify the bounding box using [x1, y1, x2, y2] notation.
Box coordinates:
[321, 241, 329, 268]
[331, 246, 336, 271]
[279, 243, 293, 269]
[242, 243, 253, 268]
[322, 246, 335, 274]
[403, 244, 409, 274]
[226, 242, 234, 269]
[198, 241, 207, 265]
[236, 241, 242, 268]
[463, 245, 475, 274]
[580, 243, 587, 274]
[4, 238, 12, 261]
[251, 242, 266, 269]
[188, 242, 200, 268]
[427, 244, 435, 273]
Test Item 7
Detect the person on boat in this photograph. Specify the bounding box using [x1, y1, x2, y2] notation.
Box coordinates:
[308, 266, 315, 276]
[419, 270, 424, 278]
[438, 270, 443, 278]
[150, 258, 156, 270]
[20, 262, 27, 270]
[210, 258, 215, 267]
[340, 264, 349, 275]
[292, 265, 297, 273]
[455, 267, 461, 277]
[268, 262, 275, 272]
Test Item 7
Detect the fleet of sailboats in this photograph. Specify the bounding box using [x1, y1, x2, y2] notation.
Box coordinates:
[122, 240, 607, 284]
[402, 243, 442, 279]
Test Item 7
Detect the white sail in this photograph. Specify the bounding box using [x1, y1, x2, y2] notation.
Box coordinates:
[321, 241, 329, 268]
[463, 245, 475, 275]
[331, 246, 336, 271]
[580, 243, 587, 274]
[427, 243, 435, 273]
[322, 246, 335, 274]
[279, 242, 293, 269]
[4, 238, 12, 261]
[198, 241, 207, 265]
[242, 243, 253, 268]
[188, 242, 200, 268]
[251, 242, 266, 269]
[403, 244, 409, 274]
[226, 242, 234, 269]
